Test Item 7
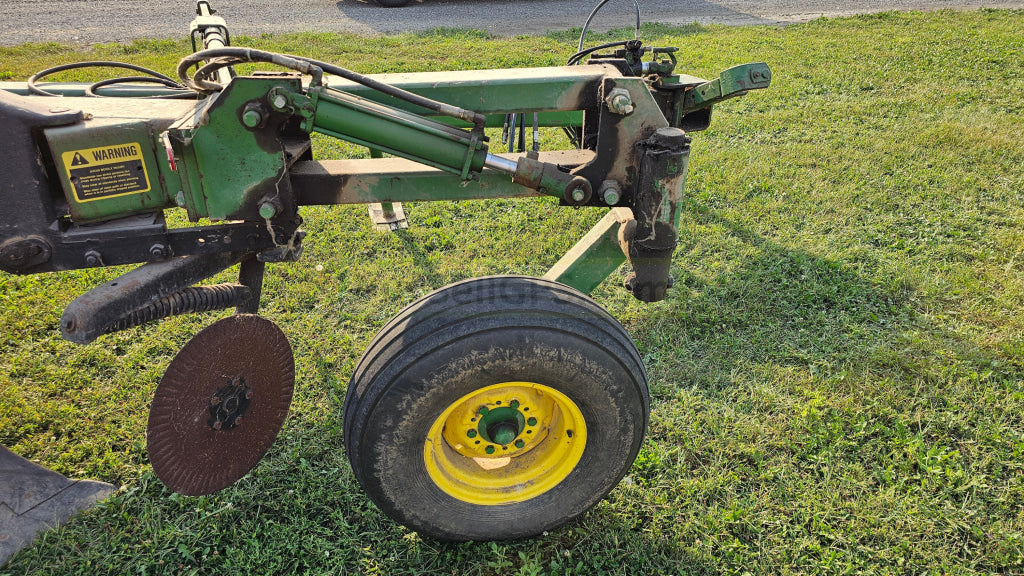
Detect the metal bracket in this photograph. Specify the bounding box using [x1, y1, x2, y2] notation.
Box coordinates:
[368, 202, 409, 231]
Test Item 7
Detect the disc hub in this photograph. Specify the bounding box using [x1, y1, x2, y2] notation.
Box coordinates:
[208, 377, 252, 431]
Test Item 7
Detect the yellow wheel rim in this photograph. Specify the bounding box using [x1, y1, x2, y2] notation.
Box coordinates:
[424, 382, 586, 505]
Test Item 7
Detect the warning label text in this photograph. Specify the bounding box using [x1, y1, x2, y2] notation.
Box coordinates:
[62, 143, 151, 202]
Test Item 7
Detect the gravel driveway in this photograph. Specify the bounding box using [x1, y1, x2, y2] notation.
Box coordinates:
[2, 0, 1023, 46]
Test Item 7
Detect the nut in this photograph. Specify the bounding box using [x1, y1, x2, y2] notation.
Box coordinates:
[605, 88, 634, 115]
[84, 250, 102, 267]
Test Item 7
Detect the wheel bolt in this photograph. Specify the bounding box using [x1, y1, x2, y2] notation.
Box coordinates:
[527, 417, 537, 426]
[514, 439, 525, 449]
[467, 429, 477, 438]
[485, 445, 495, 455]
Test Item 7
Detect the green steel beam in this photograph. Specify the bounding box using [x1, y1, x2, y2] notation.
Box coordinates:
[290, 149, 594, 205]
[682, 62, 772, 113]
[543, 207, 633, 294]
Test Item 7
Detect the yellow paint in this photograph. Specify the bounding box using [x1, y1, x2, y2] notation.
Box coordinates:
[423, 382, 586, 505]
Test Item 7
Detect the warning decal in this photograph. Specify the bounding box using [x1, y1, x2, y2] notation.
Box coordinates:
[62, 143, 151, 202]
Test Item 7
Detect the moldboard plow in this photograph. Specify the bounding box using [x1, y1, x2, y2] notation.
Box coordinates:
[0, 0, 769, 546]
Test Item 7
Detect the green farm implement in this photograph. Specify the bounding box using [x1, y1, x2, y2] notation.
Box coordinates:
[0, 0, 769, 543]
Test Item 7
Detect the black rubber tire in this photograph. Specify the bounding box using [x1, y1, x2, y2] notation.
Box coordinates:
[343, 276, 648, 541]
[374, 0, 412, 6]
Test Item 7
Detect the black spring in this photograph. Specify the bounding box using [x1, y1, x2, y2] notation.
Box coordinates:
[104, 283, 252, 334]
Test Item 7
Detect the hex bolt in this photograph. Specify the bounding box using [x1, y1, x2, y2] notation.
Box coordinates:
[600, 180, 622, 205]
[571, 188, 587, 203]
[270, 92, 289, 111]
[241, 108, 264, 129]
[605, 88, 634, 115]
[149, 244, 168, 260]
[84, 250, 102, 267]
[212, 420, 223, 430]
[258, 202, 278, 219]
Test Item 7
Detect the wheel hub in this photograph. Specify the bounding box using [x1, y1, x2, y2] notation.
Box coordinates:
[424, 382, 586, 505]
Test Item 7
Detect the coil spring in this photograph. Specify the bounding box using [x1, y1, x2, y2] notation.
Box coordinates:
[104, 283, 252, 334]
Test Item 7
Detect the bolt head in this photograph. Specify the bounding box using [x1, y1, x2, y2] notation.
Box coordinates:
[571, 188, 586, 203]
[259, 202, 278, 219]
[242, 109, 263, 128]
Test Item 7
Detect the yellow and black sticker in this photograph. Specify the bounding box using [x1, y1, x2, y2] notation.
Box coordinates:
[62, 143, 151, 202]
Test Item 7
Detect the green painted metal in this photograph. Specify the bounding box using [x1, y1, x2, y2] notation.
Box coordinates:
[543, 208, 633, 294]
[41, 99, 188, 223]
[168, 77, 302, 220]
[682, 62, 772, 113]
[323, 66, 609, 117]
[311, 86, 488, 180]
[289, 152, 596, 205]
[0, 81, 585, 129]
[477, 406, 525, 446]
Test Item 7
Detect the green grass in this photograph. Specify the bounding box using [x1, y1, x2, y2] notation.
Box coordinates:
[2, 8, 1024, 575]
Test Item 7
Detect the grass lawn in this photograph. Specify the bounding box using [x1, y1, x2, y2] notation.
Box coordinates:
[1, 8, 1023, 575]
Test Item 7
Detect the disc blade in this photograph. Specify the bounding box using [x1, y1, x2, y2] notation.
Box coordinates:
[147, 314, 294, 496]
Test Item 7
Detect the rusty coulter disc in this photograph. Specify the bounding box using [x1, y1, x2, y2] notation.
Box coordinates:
[147, 314, 294, 496]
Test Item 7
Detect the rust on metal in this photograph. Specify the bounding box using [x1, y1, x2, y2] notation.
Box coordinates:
[147, 314, 294, 496]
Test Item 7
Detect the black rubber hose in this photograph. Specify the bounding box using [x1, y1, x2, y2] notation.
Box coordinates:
[85, 76, 196, 98]
[567, 40, 631, 66]
[28, 61, 184, 96]
[178, 47, 487, 129]
[577, 0, 642, 52]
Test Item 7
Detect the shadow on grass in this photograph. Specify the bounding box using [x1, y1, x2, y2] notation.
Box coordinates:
[631, 195, 1017, 394]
